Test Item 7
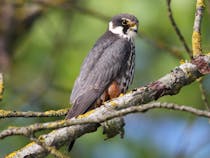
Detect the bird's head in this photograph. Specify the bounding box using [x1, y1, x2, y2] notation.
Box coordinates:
[109, 14, 139, 40]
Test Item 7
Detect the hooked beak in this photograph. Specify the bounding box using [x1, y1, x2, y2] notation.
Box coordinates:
[127, 21, 138, 32]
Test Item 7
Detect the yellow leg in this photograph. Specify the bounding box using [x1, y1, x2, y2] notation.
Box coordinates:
[119, 93, 124, 97]
[77, 109, 95, 119]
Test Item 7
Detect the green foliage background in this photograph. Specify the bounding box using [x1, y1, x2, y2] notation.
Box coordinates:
[0, 0, 210, 157]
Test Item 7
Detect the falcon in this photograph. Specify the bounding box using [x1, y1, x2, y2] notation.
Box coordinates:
[66, 13, 139, 150]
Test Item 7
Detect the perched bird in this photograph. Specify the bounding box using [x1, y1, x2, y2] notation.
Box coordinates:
[66, 13, 139, 150]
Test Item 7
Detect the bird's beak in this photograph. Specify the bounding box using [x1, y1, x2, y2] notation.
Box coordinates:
[127, 21, 138, 32]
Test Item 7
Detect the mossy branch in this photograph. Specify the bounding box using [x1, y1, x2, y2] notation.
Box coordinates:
[192, 0, 205, 56]
[3, 54, 210, 158]
[0, 73, 3, 100]
[0, 109, 67, 118]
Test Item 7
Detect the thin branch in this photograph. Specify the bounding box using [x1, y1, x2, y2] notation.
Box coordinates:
[4, 54, 210, 158]
[139, 32, 184, 60]
[5, 102, 210, 158]
[0, 108, 68, 118]
[0, 73, 3, 100]
[71, 5, 184, 60]
[198, 78, 210, 110]
[166, 0, 192, 58]
[27, 0, 184, 60]
[2, 102, 210, 140]
[192, 0, 205, 56]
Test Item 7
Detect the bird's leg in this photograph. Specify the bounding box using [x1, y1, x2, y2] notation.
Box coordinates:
[95, 90, 109, 107]
[77, 109, 95, 119]
[100, 81, 125, 139]
[108, 81, 121, 99]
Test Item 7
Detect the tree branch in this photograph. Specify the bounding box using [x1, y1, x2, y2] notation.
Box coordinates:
[191, 1, 209, 113]
[0, 73, 3, 100]
[166, 0, 192, 58]
[198, 78, 210, 110]
[4, 54, 210, 158]
[0, 108, 67, 118]
[71, 5, 184, 60]
[29, 136, 70, 158]
[192, 0, 205, 56]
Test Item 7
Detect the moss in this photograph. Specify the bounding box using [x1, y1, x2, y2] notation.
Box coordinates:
[192, 31, 202, 56]
[77, 109, 95, 118]
[110, 101, 118, 107]
[5, 142, 35, 158]
[196, 0, 205, 8]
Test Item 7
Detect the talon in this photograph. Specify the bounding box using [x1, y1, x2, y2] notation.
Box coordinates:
[110, 101, 118, 106]
[77, 109, 95, 118]
[179, 59, 186, 64]
[119, 93, 124, 97]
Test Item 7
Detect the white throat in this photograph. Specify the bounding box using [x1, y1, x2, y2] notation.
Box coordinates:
[108, 21, 137, 40]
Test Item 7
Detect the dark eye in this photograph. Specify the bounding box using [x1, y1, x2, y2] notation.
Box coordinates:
[122, 19, 127, 25]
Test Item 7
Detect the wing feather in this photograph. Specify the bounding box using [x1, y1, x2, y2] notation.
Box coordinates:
[66, 32, 131, 118]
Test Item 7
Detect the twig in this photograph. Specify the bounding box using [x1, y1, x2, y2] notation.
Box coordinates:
[27, 1, 185, 60]
[0, 73, 3, 100]
[166, 0, 192, 58]
[0, 108, 68, 118]
[192, 0, 205, 56]
[139, 32, 184, 60]
[72, 5, 184, 60]
[198, 78, 210, 110]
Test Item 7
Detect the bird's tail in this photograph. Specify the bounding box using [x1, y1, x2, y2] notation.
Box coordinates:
[65, 109, 76, 151]
[68, 140, 75, 151]
[65, 108, 76, 119]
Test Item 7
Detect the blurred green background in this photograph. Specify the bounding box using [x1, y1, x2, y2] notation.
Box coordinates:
[0, 0, 210, 157]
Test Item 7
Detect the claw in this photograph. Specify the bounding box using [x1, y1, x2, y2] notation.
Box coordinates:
[77, 109, 95, 118]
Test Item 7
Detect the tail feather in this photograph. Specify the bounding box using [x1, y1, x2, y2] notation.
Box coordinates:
[68, 140, 75, 151]
[66, 108, 78, 119]
[66, 90, 98, 151]
[65, 109, 77, 151]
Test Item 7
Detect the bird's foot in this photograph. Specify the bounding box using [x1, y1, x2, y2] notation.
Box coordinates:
[119, 93, 124, 97]
[77, 109, 95, 119]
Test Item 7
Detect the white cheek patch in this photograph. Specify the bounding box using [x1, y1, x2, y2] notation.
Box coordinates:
[109, 21, 125, 37]
[108, 21, 137, 40]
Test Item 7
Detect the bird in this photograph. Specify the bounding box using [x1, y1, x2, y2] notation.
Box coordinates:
[66, 13, 139, 151]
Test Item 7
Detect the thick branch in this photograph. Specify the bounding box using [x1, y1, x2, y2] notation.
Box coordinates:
[29, 136, 70, 158]
[5, 55, 210, 158]
[2, 101, 210, 140]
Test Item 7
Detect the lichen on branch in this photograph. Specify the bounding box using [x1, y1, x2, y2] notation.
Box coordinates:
[0, 73, 3, 100]
[192, 0, 205, 56]
[4, 54, 210, 158]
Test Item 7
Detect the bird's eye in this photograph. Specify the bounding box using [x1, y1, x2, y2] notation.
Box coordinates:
[122, 19, 127, 25]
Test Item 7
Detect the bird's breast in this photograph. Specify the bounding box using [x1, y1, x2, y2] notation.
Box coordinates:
[117, 41, 135, 93]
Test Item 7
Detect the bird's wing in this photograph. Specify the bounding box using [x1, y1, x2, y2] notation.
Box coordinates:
[66, 37, 131, 118]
